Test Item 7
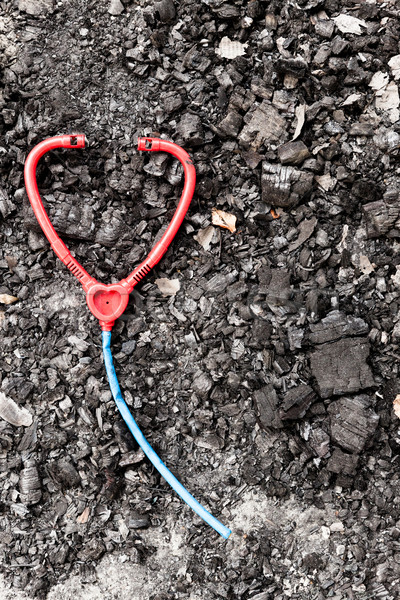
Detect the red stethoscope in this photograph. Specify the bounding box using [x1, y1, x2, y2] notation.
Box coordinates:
[24, 135, 196, 330]
[24, 134, 231, 539]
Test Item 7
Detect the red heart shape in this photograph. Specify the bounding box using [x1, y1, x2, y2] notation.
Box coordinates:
[25, 135, 195, 330]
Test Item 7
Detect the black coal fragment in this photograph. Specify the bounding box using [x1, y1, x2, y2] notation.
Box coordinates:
[310, 337, 375, 398]
[328, 395, 379, 454]
[261, 162, 313, 208]
[327, 448, 359, 475]
[280, 384, 316, 420]
[309, 310, 369, 345]
[48, 459, 81, 489]
[253, 385, 284, 430]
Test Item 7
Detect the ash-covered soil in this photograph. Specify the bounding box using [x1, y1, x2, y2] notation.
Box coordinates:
[1, 0, 400, 598]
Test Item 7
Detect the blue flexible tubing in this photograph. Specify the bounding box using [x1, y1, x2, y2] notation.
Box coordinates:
[102, 331, 231, 539]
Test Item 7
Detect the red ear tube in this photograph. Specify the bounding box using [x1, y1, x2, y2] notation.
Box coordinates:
[24, 135, 196, 330]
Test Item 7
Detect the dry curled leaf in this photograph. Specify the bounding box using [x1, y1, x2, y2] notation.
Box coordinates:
[375, 81, 400, 124]
[0, 392, 33, 427]
[215, 36, 248, 59]
[77, 507, 90, 524]
[0, 294, 18, 305]
[155, 277, 180, 297]
[393, 394, 400, 419]
[292, 104, 306, 141]
[194, 225, 215, 251]
[211, 208, 237, 233]
[389, 55, 400, 81]
[332, 14, 366, 35]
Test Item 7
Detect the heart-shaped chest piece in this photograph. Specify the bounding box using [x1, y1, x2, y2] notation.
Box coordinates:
[24, 135, 196, 330]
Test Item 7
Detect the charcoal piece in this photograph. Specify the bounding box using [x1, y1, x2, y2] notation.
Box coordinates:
[218, 110, 243, 138]
[308, 427, 330, 458]
[315, 19, 335, 38]
[17, 422, 38, 452]
[230, 87, 256, 112]
[288, 216, 317, 252]
[253, 385, 284, 430]
[241, 149, 263, 169]
[331, 36, 350, 55]
[328, 395, 379, 454]
[155, 0, 176, 23]
[18, 0, 54, 15]
[273, 356, 290, 375]
[192, 371, 213, 398]
[0, 187, 16, 218]
[349, 123, 374, 136]
[50, 543, 70, 566]
[327, 448, 359, 475]
[49, 459, 81, 489]
[143, 153, 169, 177]
[127, 318, 146, 337]
[363, 188, 400, 238]
[275, 58, 307, 78]
[176, 113, 204, 146]
[79, 564, 97, 584]
[95, 208, 131, 247]
[19, 459, 41, 505]
[249, 320, 272, 348]
[261, 162, 313, 208]
[310, 337, 375, 398]
[258, 267, 294, 311]
[280, 384, 316, 420]
[108, 0, 124, 14]
[121, 340, 137, 355]
[239, 101, 287, 150]
[77, 539, 106, 561]
[278, 141, 310, 165]
[226, 281, 248, 302]
[309, 310, 369, 345]
[24, 194, 95, 242]
[163, 92, 183, 114]
[211, 3, 240, 17]
[41, 426, 68, 450]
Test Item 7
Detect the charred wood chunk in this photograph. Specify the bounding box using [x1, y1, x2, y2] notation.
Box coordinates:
[328, 395, 379, 454]
[309, 310, 369, 345]
[349, 122, 374, 136]
[176, 113, 204, 147]
[77, 538, 106, 562]
[50, 543, 70, 566]
[308, 426, 330, 458]
[363, 188, 400, 238]
[0, 186, 16, 218]
[19, 458, 41, 505]
[310, 337, 375, 399]
[49, 459, 81, 489]
[254, 384, 284, 430]
[239, 101, 287, 150]
[278, 141, 310, 165]
[95, 207, 131, 247]
[261, 162, 313, 208]
[218, 110, 243, 138]
[280, 384, 317, 420]
[24, 193, 96, 242]
[18, 0, 55, 16]
[155, 0, 176, 23]
[275, 57, 308, 78]
[211, 3, 240, 18]
[327, 447, 359, 475]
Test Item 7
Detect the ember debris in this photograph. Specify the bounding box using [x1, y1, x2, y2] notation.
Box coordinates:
[2, 0, 400, 597]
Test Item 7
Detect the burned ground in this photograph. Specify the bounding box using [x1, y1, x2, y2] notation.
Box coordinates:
[1, 0, 400, 598]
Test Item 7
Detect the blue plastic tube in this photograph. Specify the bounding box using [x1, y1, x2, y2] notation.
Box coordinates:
[102, 331, 231, 539]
